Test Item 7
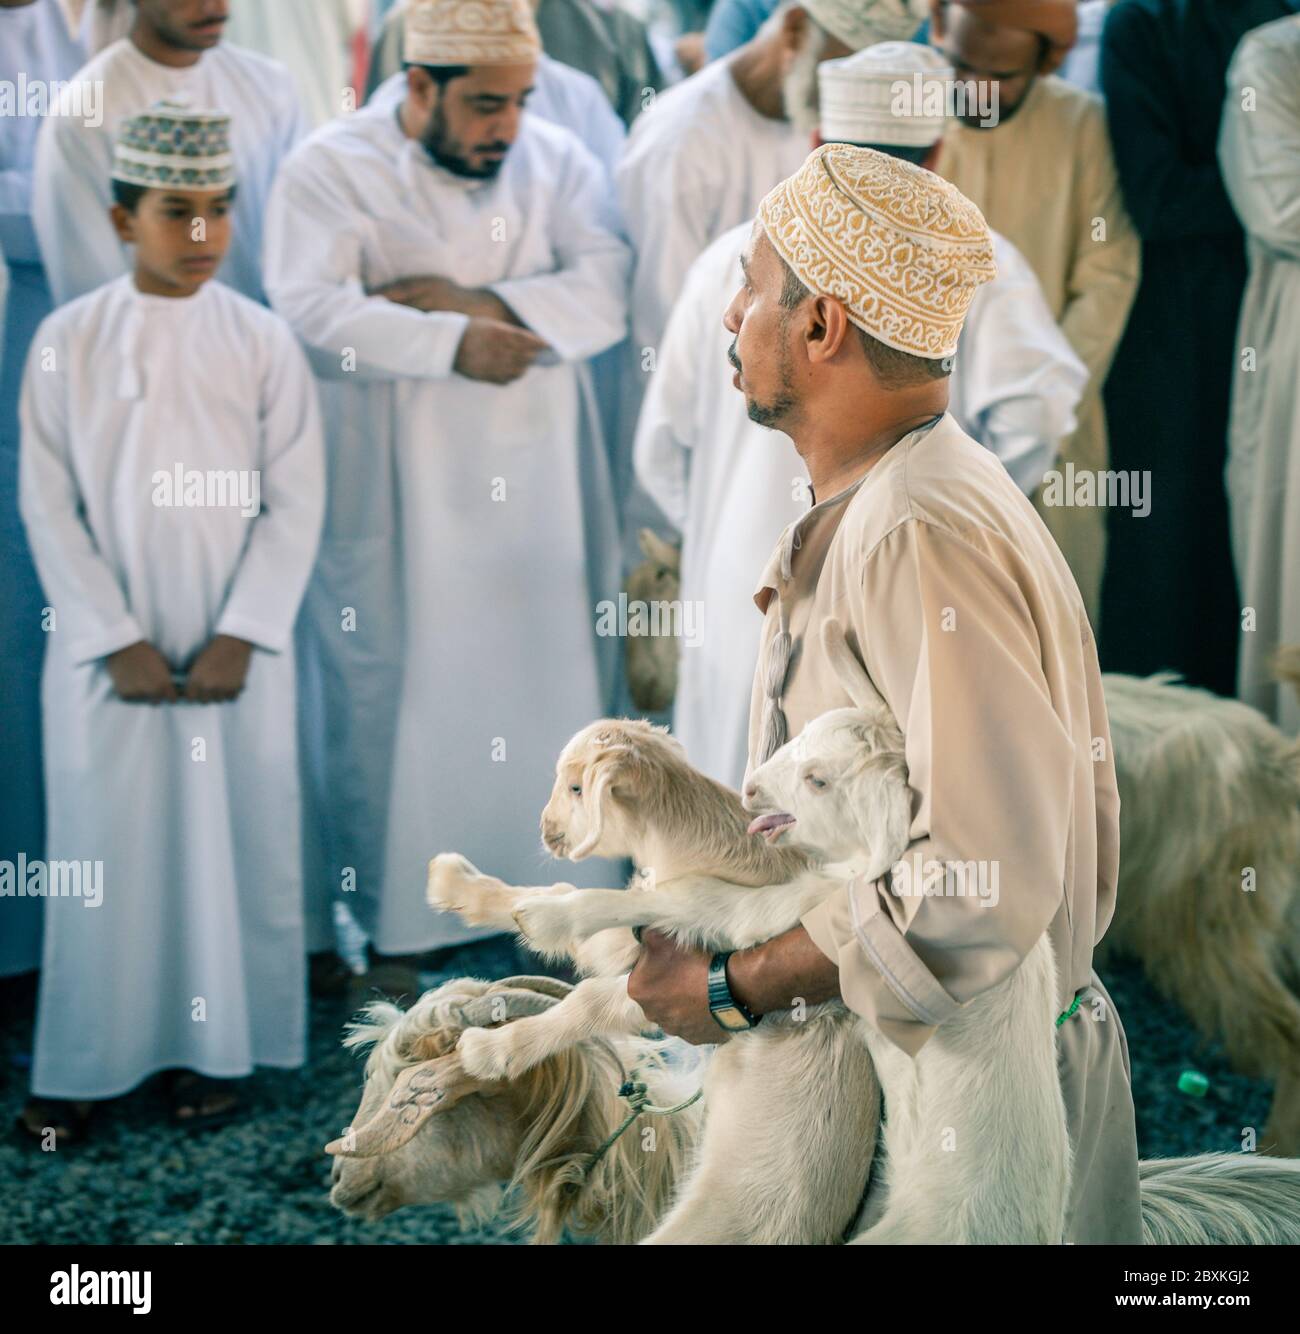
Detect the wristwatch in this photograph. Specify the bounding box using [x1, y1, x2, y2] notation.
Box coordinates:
[707, 951, 760, 1033]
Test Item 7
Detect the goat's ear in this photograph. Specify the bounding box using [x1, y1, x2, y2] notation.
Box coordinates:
[849, 714, 905, 764]
[638, 528, 680, 569]
[822, 619, 886, 712]
[325, 1053, 491, 1159]
[570, 739, 639, 859]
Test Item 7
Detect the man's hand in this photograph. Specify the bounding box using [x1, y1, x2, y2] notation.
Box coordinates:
[106, 640, 178, 704]
[454, 317, 550, 384]
[183, 635, 253, 704]
[628, 924, 843, 1045]
[628, 929, 724, 1045]
[370, 275, 517, 324]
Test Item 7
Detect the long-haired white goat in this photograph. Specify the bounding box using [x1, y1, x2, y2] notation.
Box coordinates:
[327, 975, 700, 1243]
[328, 975, 1300, 1245]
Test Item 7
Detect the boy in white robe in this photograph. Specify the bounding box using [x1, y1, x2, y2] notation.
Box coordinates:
[18, 103, 324, 1141]
[33, 0, 306, 307]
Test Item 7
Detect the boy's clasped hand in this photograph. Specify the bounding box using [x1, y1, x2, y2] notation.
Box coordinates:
[105, 635, 253, 705]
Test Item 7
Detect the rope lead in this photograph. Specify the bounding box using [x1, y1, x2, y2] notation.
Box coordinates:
[582, 1074, 704, 1180]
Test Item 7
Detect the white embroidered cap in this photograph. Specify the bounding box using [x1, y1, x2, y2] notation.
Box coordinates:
[111, 101, 234, 191]
[819, 41, 954, 147]
[404, 0, 541, 67]
[758, 142, 997, 360]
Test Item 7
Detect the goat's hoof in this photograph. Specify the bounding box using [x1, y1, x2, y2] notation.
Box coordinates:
[456, 1028, 514, 1080]
[512, 897, 574, 954]
[426, 852, 482, 910]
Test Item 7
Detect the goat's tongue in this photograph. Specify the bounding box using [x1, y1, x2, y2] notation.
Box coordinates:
[747, 812, 795, 837]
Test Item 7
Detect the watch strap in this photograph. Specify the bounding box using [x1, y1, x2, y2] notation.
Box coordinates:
[708, 950, 759, 1032]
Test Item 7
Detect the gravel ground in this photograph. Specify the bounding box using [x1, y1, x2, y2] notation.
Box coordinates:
[0, 944, 1274, 1245]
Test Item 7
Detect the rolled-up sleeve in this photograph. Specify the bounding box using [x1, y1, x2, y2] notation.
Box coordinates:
[801, 519, 1076, 1055]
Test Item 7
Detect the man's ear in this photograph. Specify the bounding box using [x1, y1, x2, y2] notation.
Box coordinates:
[806, 295, 855, 364]
[109, 203, 135, 246]
[405, 65, 437, 110]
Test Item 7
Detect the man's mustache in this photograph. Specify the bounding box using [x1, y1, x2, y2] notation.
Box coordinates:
[727, 340, 741, 372]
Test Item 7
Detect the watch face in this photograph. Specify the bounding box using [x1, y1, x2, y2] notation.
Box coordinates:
[712, 1006, 750, 1033]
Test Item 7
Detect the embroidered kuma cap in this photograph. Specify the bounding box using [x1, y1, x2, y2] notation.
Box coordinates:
[758, 142, 997, 360]
[819, 41, 955, 148]
[404, 0, 541, 66]
[111, 101, 235, 191]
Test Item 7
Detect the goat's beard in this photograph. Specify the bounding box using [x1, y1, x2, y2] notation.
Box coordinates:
[781, 32, 823, 136]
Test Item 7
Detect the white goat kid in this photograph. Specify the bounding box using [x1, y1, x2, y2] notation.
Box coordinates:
[739, 710, 1070, 1247]
[428, 623, 1070, 1244]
